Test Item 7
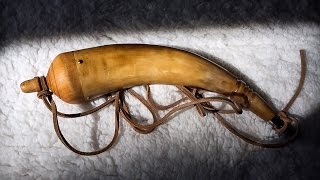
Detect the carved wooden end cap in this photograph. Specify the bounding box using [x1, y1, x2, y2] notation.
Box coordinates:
[20, 77, 42, 93]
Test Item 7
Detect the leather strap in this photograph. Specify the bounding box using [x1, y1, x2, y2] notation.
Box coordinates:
[36, 50, 307, 155]
[282, 50, 307, 113]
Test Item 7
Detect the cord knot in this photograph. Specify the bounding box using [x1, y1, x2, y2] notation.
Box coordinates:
[37, 90, 53, 99]
[36, 76, 53, 99]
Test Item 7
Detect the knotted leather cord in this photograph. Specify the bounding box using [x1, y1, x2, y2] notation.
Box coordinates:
[36, 50, 306, 155]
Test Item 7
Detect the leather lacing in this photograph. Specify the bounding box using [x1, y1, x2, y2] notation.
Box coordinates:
[36, 50, 307, 156]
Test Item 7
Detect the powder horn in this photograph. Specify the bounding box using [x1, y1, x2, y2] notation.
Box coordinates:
[20, 44, 305, 154]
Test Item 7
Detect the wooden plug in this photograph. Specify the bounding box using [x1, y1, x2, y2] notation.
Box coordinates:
[20, 77, 42, 93]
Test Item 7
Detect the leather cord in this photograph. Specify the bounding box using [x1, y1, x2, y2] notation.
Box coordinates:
[282, 50, 307, 113]
[36, 50, 307, 155]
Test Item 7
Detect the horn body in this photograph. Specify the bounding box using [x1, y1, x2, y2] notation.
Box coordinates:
[21, 44, 276, 121]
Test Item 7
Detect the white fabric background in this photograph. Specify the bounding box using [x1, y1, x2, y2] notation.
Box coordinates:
[0, 23, 320, 179]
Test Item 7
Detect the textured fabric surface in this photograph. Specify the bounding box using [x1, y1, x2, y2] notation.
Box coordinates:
[1, 1, 320, 179]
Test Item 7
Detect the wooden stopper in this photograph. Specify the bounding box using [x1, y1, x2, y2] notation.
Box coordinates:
[20, 77, 41, 93]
